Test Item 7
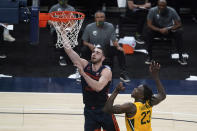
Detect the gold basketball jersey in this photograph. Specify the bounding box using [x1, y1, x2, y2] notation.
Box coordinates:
[125, 101, 152, 131]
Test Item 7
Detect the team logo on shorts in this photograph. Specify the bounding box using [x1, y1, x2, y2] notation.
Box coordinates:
[93, 31, 97, 36]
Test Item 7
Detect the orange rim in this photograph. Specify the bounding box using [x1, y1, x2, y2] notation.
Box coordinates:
[49, 11, 85, 22]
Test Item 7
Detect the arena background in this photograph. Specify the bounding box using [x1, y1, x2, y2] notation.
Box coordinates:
[0, 0, 197, 131]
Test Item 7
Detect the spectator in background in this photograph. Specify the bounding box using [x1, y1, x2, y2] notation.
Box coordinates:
[49, 0, 75, 66]
[126, 0, 151, 44]
[81, 10, 130, 82]
[144, 0, 187, 66]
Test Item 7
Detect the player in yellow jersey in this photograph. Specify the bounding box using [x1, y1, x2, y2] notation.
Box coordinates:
[103, 61, 166, 131]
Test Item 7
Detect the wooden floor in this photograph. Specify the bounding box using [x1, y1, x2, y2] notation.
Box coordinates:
[0, 92, 197, 131]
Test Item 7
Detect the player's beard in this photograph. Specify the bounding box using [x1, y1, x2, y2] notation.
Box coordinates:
[91, 57, 102, 64]
[160, 8, 168, 16]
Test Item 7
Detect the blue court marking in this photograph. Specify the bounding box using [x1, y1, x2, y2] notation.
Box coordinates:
[0, 77, 197, 95]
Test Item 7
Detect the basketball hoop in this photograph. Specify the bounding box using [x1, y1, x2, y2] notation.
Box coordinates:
[39, 11, 85, 49]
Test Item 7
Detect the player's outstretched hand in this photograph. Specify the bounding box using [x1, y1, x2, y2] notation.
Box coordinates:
[149, 61, 160, 79]
[115, 82, 126, 92]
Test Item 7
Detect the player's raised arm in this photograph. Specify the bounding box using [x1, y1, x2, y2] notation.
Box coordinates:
[150, 62, 166, 106]
[103, 82, 137, 116]
[63, 41, 88, 68]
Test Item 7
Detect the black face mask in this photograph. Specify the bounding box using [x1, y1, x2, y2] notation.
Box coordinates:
[96, 21, 104, 27]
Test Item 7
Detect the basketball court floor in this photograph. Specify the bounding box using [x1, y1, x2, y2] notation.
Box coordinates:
[0, 78, 197, 131]
[0, 93, 197, 131]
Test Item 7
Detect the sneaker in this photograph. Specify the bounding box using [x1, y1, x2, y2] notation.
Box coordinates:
[59, 58, 67, 66]
[120, 72, 130, 83]
[3, 34, 15, 42]
[135, 34, 145, 44]
[178, 58, 187, 66]
[145, 57, 152, 64]
[68, 69, 81, 82]
[0, 54, 7, 59]
[135, 37, 145, 44]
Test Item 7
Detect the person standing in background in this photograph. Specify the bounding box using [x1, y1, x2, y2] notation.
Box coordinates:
[49, 0, 75, 66]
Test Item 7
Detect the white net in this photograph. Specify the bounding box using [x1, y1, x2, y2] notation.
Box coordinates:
[50, 11, 84, 49]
